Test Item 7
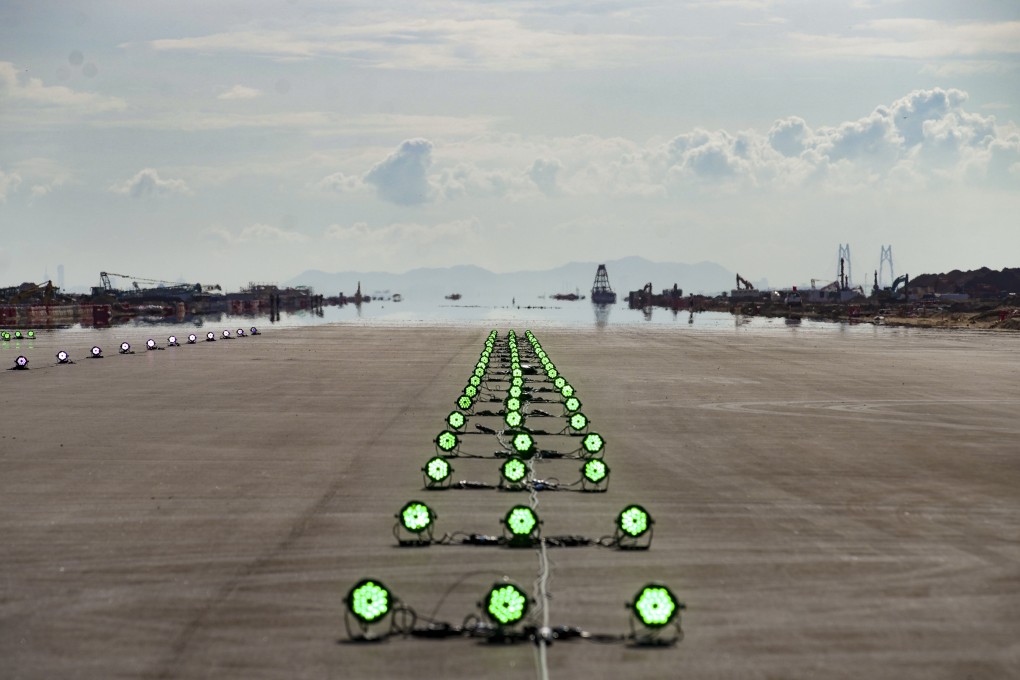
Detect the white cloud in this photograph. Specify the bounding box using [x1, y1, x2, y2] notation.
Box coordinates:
[789, 20, 1020, 60]
[141, 18, 666, 71]
[217, 84, 262, 100]
[0, 61, 126, 113]
[529, 158, 563, 196]
[211, 223, 309, 244]
[110, 169, 191, 198]
[363, 138, 435, 205]
[315, 171, 367, 194]
[0, 169, 22, 203]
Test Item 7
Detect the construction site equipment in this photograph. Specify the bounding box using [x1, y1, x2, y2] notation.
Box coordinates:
[735, 274, 755, 290]
[591, 264, 617, 304]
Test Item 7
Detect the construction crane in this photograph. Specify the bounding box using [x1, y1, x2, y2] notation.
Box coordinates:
[100, 271, 184, 291]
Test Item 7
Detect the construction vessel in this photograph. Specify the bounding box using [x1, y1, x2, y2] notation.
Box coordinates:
[590, 264, 617, 304]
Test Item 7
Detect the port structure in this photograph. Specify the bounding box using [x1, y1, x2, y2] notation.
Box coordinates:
[591, 264, 617, 304]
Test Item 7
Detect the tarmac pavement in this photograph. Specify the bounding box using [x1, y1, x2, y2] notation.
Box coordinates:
[1, 323, 1018, 679]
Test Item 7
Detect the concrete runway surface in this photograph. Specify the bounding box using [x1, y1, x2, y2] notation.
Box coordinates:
[1, 324, 1018, 679]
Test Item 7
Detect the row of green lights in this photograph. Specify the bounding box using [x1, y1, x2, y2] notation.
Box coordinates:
[397, 497, 652, 541]
[347, 578, 680, 631]
[1, 330, 37, 340]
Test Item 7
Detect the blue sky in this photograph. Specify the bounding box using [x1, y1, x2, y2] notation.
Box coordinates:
[2, 0, 1018, 291]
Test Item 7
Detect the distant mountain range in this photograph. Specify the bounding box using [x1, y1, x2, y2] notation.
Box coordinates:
[287, 256, 737, 303]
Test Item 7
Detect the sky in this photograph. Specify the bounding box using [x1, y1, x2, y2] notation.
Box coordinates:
[1, 0, 1019, 292]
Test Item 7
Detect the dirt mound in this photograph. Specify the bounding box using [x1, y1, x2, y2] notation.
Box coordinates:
[911, 267, 1020, 296]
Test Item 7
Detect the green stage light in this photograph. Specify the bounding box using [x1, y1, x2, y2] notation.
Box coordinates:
[504, 410, 523, 428]
[547, 368, 558, 379]
[582, 433, 604, 455]
[436, 430, 459, 452]
[560, 384, 574, 398]
[504, 396, 521, 412]
[554, 376, 567, 389]
[511, 376, 524, 388]
[503, 505, 539, 539]
[14, 331, 23, 339]
[564, 397, 581, 413]
[483, 582, 530, 626]
[511, 432, 534, 456]
[508, 385, 522, 399]
[447, 411, 466, 430]
[346, 579, 392, 625]
[27, 330, 35, 339]
[465, 385, 478, 398]
[583, 458, 608, 484]
[618, 505, 652, 538]
[500, 456, 528, 485]
[423, 456, 452, 488]
[512, 367, 523, 379]
[469, 375, 482, 387]
[398, 500, 435, 534]
[474, 366, 485, 378]
[393, 500, 437, 544]
[569, 412, 588, 432]
[457, 395, 473, 410]
[631, 584, 681, 629]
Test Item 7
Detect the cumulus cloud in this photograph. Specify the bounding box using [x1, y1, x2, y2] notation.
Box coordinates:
[0, 169, 22, 203]
[211, 223, 309, 244]
[217, 84, 262, 100]
[110, 168, 191, 198]
[314, 89, 1015, 206]
[363, 138, 434, 205]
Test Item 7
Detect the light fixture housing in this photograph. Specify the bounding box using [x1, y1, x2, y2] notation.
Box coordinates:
[56, 351, 71, 364]
[394, 500, 436, 545]
[206, 331, 216, 341]
[568, 412, 588, 433]
[222, 329, 232, 339]
[564, 397, 582, 413]
[236, 328, 246, 337]
[168, 336, 180, 346]
[187, 334, 197, 344]
[422, 456, 453, 489]
[435, 430, 459, 453]
[481, 581, 530, 627]
[615, 504, 654, 550]
[447, 411, 466, 430]
[250, 327, 260, 335]
[14, 355, 29, 369]
[510, 431, 535, 457]
[90, 346, 103, 358]
[628, 583, 684, 644]
[580, 458, 610, 492]
[26, 330, 35, 339]
[457, 394, 473, 411]
[499, 456, 528, 490]
[344, 578, 396, 640]
[581, 432, 604, 456]
[146, 339, 157, 350]
[119, 342, 132, 354]
[502, 505, 540, 545]
[504, 410, 523, 429]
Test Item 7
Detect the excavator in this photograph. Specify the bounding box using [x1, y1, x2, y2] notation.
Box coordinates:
[5, 280, 57, 305]
[735, 274, 756, 290]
